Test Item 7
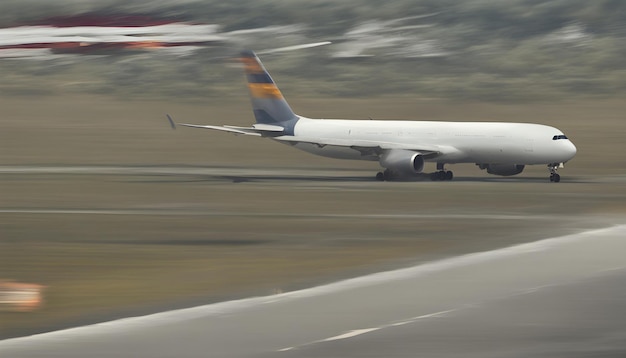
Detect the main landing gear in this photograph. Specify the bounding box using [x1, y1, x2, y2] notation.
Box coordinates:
[375, 164, 454, 182]
[376, 169, 400, 181]
[376, 169, 394, 181]
[430, 162, 453, 181]
[430, 170, 453, 181]
[548, 163, 562, 183]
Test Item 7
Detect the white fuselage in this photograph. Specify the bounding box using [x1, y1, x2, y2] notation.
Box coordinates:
[287, 117, 577, 165]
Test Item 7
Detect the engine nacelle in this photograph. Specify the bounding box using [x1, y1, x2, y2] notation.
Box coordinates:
[380, 149, 424, 174]
[477, 163, 525, 176]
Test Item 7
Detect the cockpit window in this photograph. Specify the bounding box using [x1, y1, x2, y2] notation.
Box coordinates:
[552, 134, 568, 140]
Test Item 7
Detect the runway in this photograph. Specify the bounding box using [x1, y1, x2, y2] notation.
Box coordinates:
[2, 165, 625, 183]
[1, 225, 624, 358]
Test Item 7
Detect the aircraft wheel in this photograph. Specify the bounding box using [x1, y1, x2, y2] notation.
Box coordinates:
[548, 163, 562, 183]
[445, 171, 453, 181]
[383, 169, 393, 181]
[376, 172, 385, 181]
[438, 171, 447, 181]
[430, 172, 438, 181]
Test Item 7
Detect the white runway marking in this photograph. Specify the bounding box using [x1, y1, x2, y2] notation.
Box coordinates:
[1, 225, 624, 352]
[0, 208, 565, 221]
[278, 310, 456, 352]
[321, 328, 380, 342]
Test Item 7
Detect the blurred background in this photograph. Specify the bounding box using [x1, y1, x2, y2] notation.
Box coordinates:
[1, 0, 625, 342]
[0, 0, 625, 101]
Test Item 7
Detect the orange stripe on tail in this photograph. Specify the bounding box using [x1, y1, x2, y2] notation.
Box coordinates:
[248, 83, 284, 99]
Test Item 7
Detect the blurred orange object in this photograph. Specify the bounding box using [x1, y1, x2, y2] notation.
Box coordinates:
[0, 280, 45, 312]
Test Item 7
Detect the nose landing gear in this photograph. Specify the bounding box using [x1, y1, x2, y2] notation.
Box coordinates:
[548, 163, 562, 182]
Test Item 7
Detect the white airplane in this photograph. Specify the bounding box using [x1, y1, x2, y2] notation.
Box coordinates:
[169, 50, 576, 182]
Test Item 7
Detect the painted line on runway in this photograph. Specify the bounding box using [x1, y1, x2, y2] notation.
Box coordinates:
[0, 208, 563, 221]
[402, 310, 457, 324]
[320, 328, 381, 342]
[277, 309, 456, 352]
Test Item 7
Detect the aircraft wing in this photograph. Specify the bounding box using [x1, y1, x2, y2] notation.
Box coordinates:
[273, 135, 453, 159]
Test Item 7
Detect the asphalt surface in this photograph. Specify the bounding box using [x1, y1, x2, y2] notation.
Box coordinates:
[1, 224, 624, 358]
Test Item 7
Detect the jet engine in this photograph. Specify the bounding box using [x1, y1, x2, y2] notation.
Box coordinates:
[477, 163, 525, 176]
[380, 149, 424, 175]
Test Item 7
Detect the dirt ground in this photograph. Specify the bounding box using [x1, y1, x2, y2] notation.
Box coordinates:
[1, 95, 625, 338]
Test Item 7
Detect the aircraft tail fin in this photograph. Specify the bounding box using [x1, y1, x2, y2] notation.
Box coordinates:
[240, 50, 298, 126]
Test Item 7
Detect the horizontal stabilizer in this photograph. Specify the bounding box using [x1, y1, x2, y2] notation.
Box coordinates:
[224, 123, 285, 132]
[178, 123, 261, 136]
[178, 122, 286, 137]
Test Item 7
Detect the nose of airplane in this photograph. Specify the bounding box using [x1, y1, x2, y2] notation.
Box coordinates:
[565, 140, 577, 160]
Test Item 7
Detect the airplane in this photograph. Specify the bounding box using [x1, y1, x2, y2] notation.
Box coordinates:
[168, 50, 577, 182]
